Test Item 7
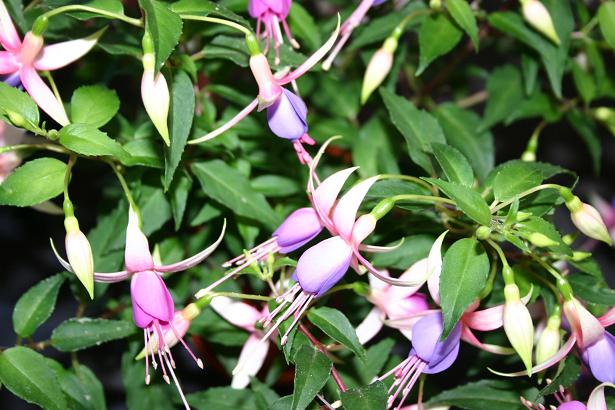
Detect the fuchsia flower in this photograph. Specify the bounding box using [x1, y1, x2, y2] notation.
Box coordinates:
[210, 296, 271, 388]
[376, 312, 461, 409]
[248, 0, 298, 64]
[188, 20, 340, 163]
[53, 207, 226, 408]
[0, 3, 103, 125]
[322, 0, 388, 70]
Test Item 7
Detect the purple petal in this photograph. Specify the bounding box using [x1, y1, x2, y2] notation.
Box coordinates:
[266, 88, 308, 140]
[130, 271, 174, 328]
[372, 0, 388, 5]
[295, 236, 352, 297]
[274, 207, 323, 252]
[557, 401, 587, 410]
[583, 331, 615, 383]
[411, 312, 461, 373]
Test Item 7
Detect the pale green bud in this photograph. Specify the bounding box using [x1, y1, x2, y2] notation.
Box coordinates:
[503, 283, 534, 376]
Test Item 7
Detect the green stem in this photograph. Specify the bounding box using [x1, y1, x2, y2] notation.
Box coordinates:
[378, 174, 432, 190]
[63, 155, 76, 199]
[389, 194, 455, 205]
[42, 72, 62, 108]
[491, 183, 563, 213]
[180, 14, 252, 36]
[0, 143, 69, 154]
[41, 5, 143, 27]
[107, 161, 138, 211]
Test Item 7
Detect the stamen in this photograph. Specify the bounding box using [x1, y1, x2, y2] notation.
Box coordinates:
[281, 294, 314, 345]
[282, 18, 300, 49]
[153, 322, 170, 384]
[388, 357, 422, 408]
[163, 354, 191, 410]
[169, 322, 204, 369]
[143, 330, 151, 385]
[395, 361, 426, 410]
[223, 237, 278, 267]
[378, 357, 412, 382]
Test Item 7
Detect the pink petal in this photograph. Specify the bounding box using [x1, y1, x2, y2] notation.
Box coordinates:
[359, 237, 405, 253]
[356, 307, 385, 344]
[391, 258, 429, 298]
[0, 51, 18, 74]
[232, 333, 269, 389]
[332, 176, 378, 241]
[210, 296, 262, 332]
[427, 231, 447, 305]
[0, 1, 21, 52]
[156, 220, 226, 273]
[188, 98, 258, 144]
[355, 250, 428, 287]
[489, 335, 577, 377]
[130, 271, 174, 327]
[33, 29, 104, 71]
[19, 66, 69, 126]
[564, 298, 605, 349]
[461, 326, 515, 355]
[277, 15, 340, 85]
[463, 304, 504, 331]
[311, 167, 358, 231]
[124, 206, 154, 273]
[587, 382, 614, 410]
[599, 306, 615, 327]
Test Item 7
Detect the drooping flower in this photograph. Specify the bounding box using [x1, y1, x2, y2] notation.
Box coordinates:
[520, 0, 560, 45]
[62, 202, 95, 299]
[322, 0, 388, 70]
[188, 20, 340, 163]
[561, 188, 612, 245]
[0, 5, 103, 125]
[141, 32, 170, 145]
[210, 296, 271, 389]
[376, 312, 461, 409]
[361, 33, 398, 103]
[52, 206, 226, 406]
[503, 281, 535, 375]
[248, 0, 298, 64]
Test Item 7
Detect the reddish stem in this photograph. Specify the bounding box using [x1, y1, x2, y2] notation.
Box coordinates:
[299, 323, 347, 392]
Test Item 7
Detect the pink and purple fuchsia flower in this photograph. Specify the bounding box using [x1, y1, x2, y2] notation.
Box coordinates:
[377, 312, 461, 410]
[0, 3, 103, 125]
[188, 19, 340, 163]
[248, 0, 299, 64]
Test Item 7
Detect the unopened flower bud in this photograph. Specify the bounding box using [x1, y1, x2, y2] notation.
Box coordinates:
[503, 283, 534, 375]
[516, 211, 531, 222]
[561, 189, 612, 245]
[429, 0, 442, 10]
[141, 63, 170, 146]
[475, 226, 491, 240]
[535, 311, 561, 364]
[520, 0, 560, 45]
[6, 110, 25, 127]
[571, 251, 591, 262]
[594, 107, 615, 122]
[64, 215, 95, 299]
[361, 37, 397, 104]
[526, 232, 559, 248]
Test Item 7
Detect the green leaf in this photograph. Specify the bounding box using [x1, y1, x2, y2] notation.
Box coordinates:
[187, 387, 255, 410]
[0, 158, 67, 207]
[0, 82, 39, 130]
[251, 175, 300, 197]
[139, 0, 183, 72]
[59, 123, 128, 159]
[291, 345, 332, 410]
[568, 274, 615, 306]
[171, 0, 250, 27]
[192, 160, 280, 229]
[341, 382, 388, 410]
[164, 70, 195, 189]
[69, 0, 125, 20]
[481, 65, 524, 129]
[55, 364, 106, 410]
[307, 307, 366, 360]
[516, 216, 572, 255]
[427, 379, 538, 410]
[353, 117, 400, 178]
[426, 178, 492, 225]
[372, 234, 435, 270]
[493, 161, 544, 202]
[169, 173, 192, 230]
[535, 356, 580, 401]
[598, 2, 615, 51]
[380, 88, 447, 173]
[433, 103, 494, 181]
[439, 238, 489, 337]
[567, 110, 601, 174]
[289, 2, 321, 50]
[51, 318, 135, 351]
[571, 61, 596, 105]
[70, 85, 120, 128]
[447, 0, 479, 50]
[432, 143, 474, 187]
[12, 274, 65, 338]
[0, 347, 67, 410]
[417, 14, 463, 75]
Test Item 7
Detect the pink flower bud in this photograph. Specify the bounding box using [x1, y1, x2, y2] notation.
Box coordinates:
[563, 297, 604, 349]
[566, 196, 612, 245]
[520, 0, 560, 45]
[360, 38, 395, 103]
[141, 52, 170, 145]
[249, 53, 283, 111]
[64, 216, 94, 299]
[503, 283, 534, 375]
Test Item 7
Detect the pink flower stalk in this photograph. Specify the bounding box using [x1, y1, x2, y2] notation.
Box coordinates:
[0, 121, 22, 182]
[0, 5, 103, 125]
[322, 0, 387, 70]
[356, 268, 430, 344]
[187, 20, 340, 163]
[376, 313, 461, 409]
[248, 0, 299, 64]
[210, 296, 271, 388]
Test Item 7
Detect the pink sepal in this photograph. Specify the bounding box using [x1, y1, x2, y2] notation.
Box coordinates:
[34, 29, 104, 71]
[19, 66, 69, 125]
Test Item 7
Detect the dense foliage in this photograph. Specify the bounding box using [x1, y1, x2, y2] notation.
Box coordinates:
[0, 0, 615, 409]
